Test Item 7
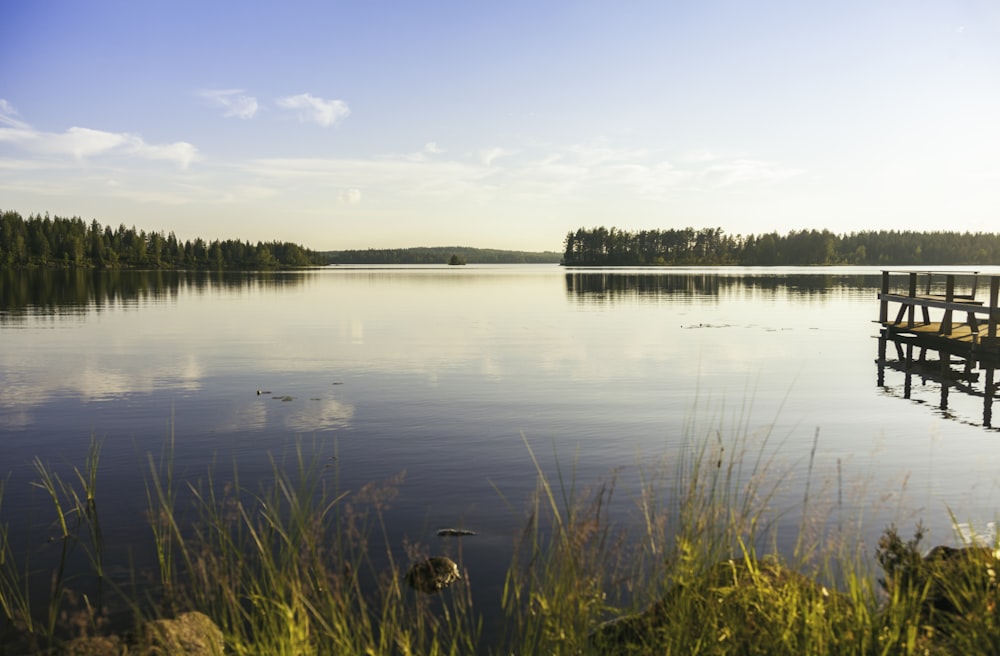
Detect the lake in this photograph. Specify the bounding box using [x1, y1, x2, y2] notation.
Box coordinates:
[2, 265, 999, 627]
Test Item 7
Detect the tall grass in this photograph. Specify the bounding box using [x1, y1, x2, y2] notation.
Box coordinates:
[497, 413, 875, 654]
[2, 420, 1000, 654]
[0, 436, 107, 646]
[144, 439, 479, 656]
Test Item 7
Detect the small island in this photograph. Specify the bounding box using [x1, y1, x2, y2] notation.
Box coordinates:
[448, 253, 466, 266]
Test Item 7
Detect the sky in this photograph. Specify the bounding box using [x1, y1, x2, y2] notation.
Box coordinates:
[1, 0, 999, 252]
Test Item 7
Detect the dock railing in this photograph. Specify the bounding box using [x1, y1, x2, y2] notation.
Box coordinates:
[878, 270, 1000, 344]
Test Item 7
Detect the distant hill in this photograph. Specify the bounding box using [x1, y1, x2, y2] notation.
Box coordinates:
[322, 246, 562, 265]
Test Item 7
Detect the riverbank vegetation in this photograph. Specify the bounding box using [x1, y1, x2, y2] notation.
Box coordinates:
[0, 210, 325, 269]
[3, 428, 999, 654]
[563, 226, 1000, 266]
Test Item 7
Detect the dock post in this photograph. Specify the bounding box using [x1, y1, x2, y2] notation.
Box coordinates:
[877, 329, 887, 386]
[904, 342, 913, 399]
[940, 352, 950, 410]
[985, 367, 996, 428]
[942, 275, 955, 335]
[990, 277, 1000, 342]
[879, 271, 889, 324]
[907, 272, 917, 328]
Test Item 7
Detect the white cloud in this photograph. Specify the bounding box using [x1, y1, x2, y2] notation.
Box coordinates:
[676, 148, 721, 164]
[129, 138, 200, 169]
[0, 123, 127, 157]
[699, 158, 801, 187]
[0, 158, 59, 172]
[276, 93, 350, 127]
[0, 99, 28, 129]
[565, 141, 648, 167]
[218, 184, 280, 203]
[504, 143, 800, 198]
[241, 140, 800, 209]
[245, 156, 491, 201]
[479, 146, 513, 166]
[0, 107, 199, 168]
[338, 188, 362, 204]
[400, 142, 448, 162]
[60, 127, 130, 158]
[201, 89, 259, 119]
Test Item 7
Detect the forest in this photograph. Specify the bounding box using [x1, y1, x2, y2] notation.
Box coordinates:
[7, 209, 999, 270]
[324, 246, 561, 264]
[563, 226, 1000, 266]
[0, 210, 326, 269]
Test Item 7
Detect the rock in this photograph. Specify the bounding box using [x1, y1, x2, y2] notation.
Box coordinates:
[1, 611, 224, 656]
[878, 525, 1000, 619]
[405, 556, 461, 594]
[141, 611, 224, 655]
[59, 635, 125, 656]
[920, 544, 998, 615]
[924, 543, 995, 564]
[436, 528, 476, 537]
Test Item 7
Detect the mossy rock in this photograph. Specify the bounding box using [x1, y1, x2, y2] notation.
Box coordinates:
[879, 533, 1000, 653]
[590, 557, 850, 654]
[21, 611, 225, 656]
[59, 636, 126, 656]
[919, 545, 999, 615]
[405, 556, 461, 594]
[141, 611, 224, 655]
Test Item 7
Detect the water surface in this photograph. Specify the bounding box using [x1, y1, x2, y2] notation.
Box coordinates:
[3, 265, 999, 626]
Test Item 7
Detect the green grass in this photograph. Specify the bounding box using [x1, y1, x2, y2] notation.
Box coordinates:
[2, 422, 1000, 655]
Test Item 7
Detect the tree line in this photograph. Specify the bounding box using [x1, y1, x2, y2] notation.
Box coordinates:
[0, 210, 326, 269]
[324, 246, 562, 265]
[563, 226, 1000, 266]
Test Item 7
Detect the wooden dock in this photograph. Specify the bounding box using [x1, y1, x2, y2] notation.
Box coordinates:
[876, 270, 1000, 427]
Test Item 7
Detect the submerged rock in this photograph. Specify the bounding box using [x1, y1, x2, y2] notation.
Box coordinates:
[436, 528, 476, 537]
[405, 556, 462, 594]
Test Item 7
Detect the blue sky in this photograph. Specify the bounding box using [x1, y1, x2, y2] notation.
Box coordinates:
[2, 1, 998, 251]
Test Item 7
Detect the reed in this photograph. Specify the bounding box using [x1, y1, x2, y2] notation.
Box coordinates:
[144, 439, 480, 655]
[0, 435, 109, 651]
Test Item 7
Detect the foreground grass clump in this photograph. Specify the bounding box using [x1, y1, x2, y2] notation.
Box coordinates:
[2, 429, 1000, 654]
[1, 439, 478, 655]
[586, 556, 854, 653]
[498, 430, 872, 655]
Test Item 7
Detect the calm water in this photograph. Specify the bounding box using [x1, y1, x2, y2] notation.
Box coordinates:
[3, 265, 1000, 622]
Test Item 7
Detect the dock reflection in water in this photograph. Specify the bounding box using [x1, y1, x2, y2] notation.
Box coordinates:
[877, 332, 999, 428]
